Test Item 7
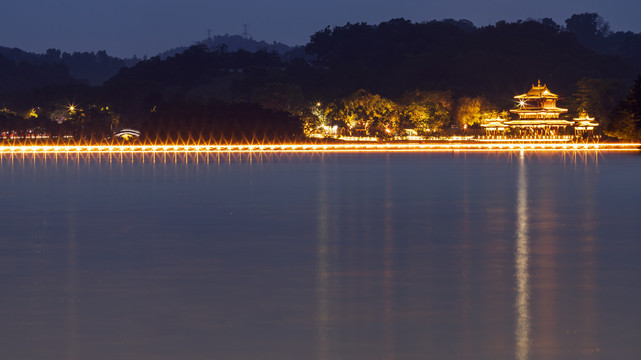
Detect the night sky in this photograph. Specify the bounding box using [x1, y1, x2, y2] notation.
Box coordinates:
[1, 0, 640, 58]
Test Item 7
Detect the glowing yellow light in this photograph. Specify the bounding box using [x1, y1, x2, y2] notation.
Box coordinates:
[0, 142, 639, 154]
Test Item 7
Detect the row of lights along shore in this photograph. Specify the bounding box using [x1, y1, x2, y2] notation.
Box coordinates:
[0, 143, 640, 153]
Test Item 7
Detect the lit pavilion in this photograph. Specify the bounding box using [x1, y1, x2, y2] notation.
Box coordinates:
[573, 112, 599, 136]
[482, 80, 588, 138]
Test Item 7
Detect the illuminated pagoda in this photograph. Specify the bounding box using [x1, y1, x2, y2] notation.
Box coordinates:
[483, 80, 577, 137]
[481, 116, 509, 136]
[508, 80, 574, 136]
[573, 112, 599, 136]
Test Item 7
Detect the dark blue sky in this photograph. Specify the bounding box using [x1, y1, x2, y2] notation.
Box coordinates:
[1, 0, 639, 58]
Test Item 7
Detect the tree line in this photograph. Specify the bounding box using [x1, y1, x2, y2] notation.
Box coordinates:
[303, 89, 500, 139]
[1, 14, 640, 141]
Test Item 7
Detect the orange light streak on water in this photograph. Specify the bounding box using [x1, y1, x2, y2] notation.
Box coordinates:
[0, 143, 639, 154]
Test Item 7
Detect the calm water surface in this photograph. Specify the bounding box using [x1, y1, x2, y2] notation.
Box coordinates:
[1, 151, 640, 360]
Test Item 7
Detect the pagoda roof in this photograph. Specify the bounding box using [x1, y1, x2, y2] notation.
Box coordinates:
[481, 122, 509, 128]
[510, 107, 568, 114]
[573, 113, 595, 121]
[504, 119, 575, 126]
[514, 80, 559, 99]
[575, 122, 599, 127]
[572, 112, 598, 126]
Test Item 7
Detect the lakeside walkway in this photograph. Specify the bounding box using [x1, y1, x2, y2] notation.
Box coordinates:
[1, 142, 640, 154]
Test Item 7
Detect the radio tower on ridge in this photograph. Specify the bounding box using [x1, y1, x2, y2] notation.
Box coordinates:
[242, 24, 251, 39]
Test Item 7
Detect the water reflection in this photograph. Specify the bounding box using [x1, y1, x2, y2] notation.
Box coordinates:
[316, 156, 330, 360]
[515, 151, 530, 360]
[1, 151, 639, 359]
[66, 210, 79, 360]
[578, 157, 599, 354]
[459, 158, 472, 358]
[0, 149, 610, 170]
[532, 152, 560, 358]
[0, 150, 331, 168]
[383, 154, 395, 360]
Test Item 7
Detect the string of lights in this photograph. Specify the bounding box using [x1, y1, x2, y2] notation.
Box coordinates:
[0, 143, 639, 154]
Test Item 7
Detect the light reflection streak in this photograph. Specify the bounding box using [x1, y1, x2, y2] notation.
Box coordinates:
[316, 156, 330, 360]
[459, 161, 472, 358]
[383, 154, 395, 360]
[515, 150, 530, 360]
[67, 211, 79, 360]
[0, 151, 307, 167]
[532, 155, 559, 357]
[580, 159, 598, 354]
[0, 142, 639, 154]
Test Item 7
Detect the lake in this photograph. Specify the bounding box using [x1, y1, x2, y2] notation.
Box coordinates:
[1, 151, 640, 360]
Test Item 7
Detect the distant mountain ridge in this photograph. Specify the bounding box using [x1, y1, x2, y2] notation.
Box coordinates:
[0, 52, 79, 94]
[157, 34, 292, 59]
[2, 13, 641, 96]
[0, 46, 138, 86]
[0, 34, 304, 93]
[155, 34, 311, 62]
[2, 14, 641, 141]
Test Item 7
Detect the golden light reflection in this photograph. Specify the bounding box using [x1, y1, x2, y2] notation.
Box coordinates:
[579, 161, 599, 354]
[459, 163, 472, 358]
[0, 142, 639, 154]
[316, 157, 330, 360]
[383, 154, 395, 360]
[515, 150, 530, 360]
[67, 211, 79, 360]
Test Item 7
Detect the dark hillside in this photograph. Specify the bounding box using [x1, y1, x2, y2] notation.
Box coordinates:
[1, 15, 640, 141]
[0, 46, 137, 85]
[0, 53, 79, 94]
[305, 19, 635, 105]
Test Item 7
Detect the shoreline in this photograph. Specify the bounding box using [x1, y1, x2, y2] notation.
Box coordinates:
[1, 142, 640, 153]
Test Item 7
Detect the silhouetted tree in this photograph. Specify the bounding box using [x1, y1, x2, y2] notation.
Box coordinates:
[565, 13, 610, 48]
[570, 78, 628, 127]
[606, 76, 641, 141]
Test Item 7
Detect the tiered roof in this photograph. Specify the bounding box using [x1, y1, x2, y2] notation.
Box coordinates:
[482, 80, 598, 131]
[573, 112, 599, 130]
[514, 80, 559, 99]
[508, 80, 569, 124]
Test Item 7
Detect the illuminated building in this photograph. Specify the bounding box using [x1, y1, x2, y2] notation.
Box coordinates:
[573, 112, 599, 137]
[483, 81, 596, 138]
[481, 116, 510, 137]
[114, 129, 141, 141]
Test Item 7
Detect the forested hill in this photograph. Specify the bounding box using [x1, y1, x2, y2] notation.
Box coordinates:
[157, 34, 293, 59]
[565, 13, 641, 68]
[0, 36, 296, 91]
[0, 53, 80, 93]
[0, 47, 138, 86]
[304, 18, 636, 103]
[3, 12, 640, 99]
[102, 17, 638, 108]
[2, 14, 641, 141]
